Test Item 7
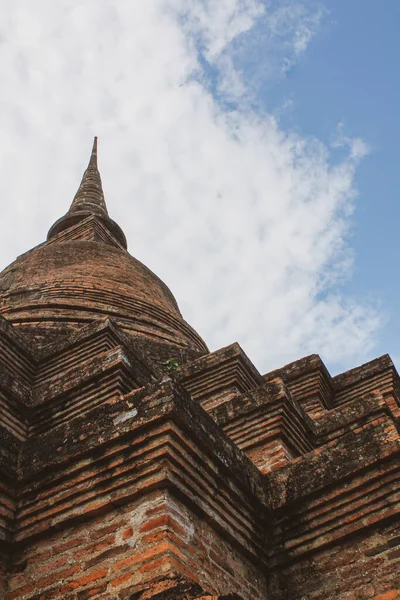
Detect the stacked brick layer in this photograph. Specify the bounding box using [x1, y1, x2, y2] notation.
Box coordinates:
[0, 308, 398, 598]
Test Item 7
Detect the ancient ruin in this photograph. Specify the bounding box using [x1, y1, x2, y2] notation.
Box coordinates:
[0, 139, 399, 599]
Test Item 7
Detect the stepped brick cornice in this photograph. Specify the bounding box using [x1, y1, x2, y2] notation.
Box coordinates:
[0, 317, 399, 598]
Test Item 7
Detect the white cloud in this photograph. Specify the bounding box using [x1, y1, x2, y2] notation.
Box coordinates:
[333, 122, 371, 162]
[200, 0, 327, 101]
[0, 0, 381, 374]
[259, 1, 326, 75]
[176, 0, 264, 60]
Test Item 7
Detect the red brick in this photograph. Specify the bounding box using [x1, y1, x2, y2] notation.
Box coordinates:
[61, 568, 108, 593]
[372, 592, 398, 600]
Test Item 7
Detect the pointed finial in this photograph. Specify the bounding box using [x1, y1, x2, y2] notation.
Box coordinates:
[89, 136, 98, 168]
[47, 137, 127, 249]
[69, 137, 108, 217]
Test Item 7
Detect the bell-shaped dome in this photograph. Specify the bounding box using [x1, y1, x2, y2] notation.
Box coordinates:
[0, 139, 207, 357]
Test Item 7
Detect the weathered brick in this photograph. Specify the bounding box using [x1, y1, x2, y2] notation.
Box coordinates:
[0, 139, 399, 600]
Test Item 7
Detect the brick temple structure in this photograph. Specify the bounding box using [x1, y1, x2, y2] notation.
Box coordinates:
[0, 139, 399, 600]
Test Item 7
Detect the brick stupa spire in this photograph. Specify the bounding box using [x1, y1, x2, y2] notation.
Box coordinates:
[47, 137, 126, 248]
[69, 136, 108, 217]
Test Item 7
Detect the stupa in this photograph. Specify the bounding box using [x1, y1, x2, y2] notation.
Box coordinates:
[0, 140, 399, 600]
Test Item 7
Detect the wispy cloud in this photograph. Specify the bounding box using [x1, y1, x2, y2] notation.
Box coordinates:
[0, 0, 381, 373]
[333, 122, 371, 162]
[192, 0, 328, 104]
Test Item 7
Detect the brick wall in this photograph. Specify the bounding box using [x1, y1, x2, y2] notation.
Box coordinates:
[268, 516, 400, 600]
[6, 490, 267, 600]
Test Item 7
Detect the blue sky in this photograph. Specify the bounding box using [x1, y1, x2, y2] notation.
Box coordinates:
[271, 1, 400, 363]
[0, 0, 398, 375]
[190, 0, 400, 369]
